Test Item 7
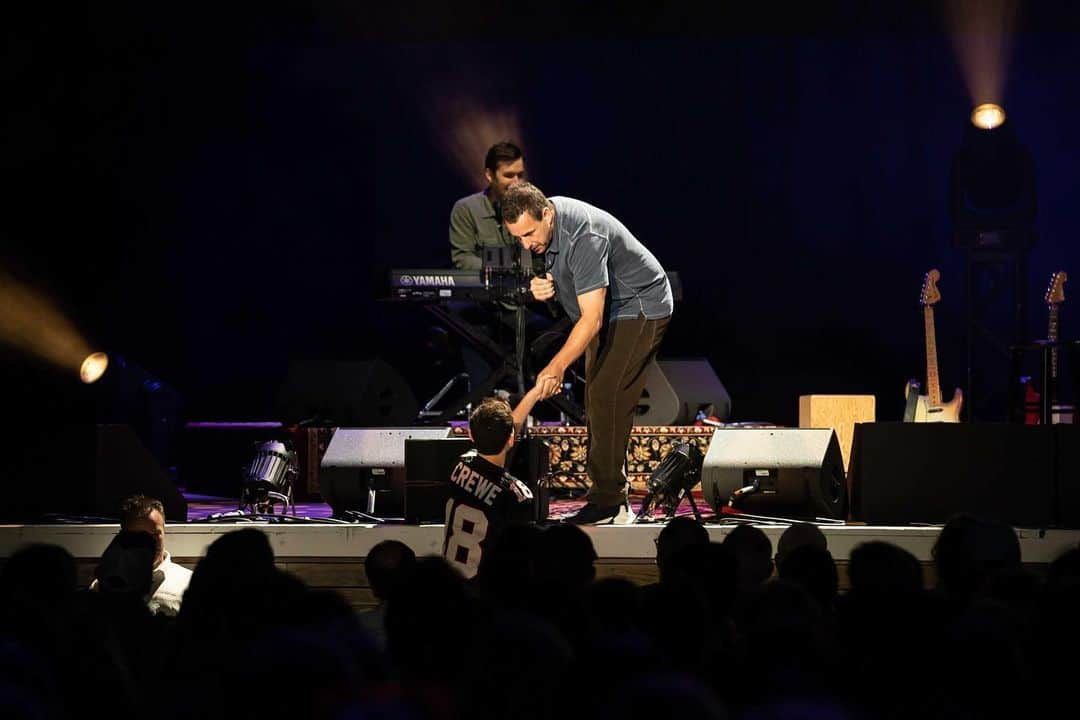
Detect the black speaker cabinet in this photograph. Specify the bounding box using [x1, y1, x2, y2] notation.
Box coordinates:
[1053, 425, 1080, 528]
[319, 427, 452, 519]
[4, 424, 187, 522]
[850, 422, 1054, 527]
[700, 428, 847, 520]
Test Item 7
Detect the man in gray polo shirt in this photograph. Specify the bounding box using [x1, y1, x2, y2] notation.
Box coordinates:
[449, 141, 527, 270]
[502, 182, 673, 524]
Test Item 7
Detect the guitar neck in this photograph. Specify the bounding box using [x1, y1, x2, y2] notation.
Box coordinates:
[924, 305, 942, 406]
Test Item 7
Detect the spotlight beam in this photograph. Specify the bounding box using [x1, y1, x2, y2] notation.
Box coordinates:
[944, 0, 1020, 107]
[0, 270, 97, 378]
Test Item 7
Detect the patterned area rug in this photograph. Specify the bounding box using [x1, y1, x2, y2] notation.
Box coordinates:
[451, 424, 775, 493]
[182, 492, 717, 523]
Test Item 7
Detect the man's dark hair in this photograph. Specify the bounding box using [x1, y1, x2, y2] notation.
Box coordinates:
[655, 516, 709, 580]
[120, 494, 164, 531]
[500, 181, 549, 224]
[469, 397, 514, 455]
[775, 521, 827, 567]
[484, 141, 524, 172]
[365, 540, 416, 601]
[723, 523, 775, 590]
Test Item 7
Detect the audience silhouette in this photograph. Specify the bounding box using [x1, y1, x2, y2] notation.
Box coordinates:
[2, 513, 1076, 719]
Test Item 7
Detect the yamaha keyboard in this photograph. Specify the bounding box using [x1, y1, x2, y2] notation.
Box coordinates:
[387, 268, 496, 301]
[386, 268, 683, 302]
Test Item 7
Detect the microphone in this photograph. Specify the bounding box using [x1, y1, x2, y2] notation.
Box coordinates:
[533, 261, 560, 314]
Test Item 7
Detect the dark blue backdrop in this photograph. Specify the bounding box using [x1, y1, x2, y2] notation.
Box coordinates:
[4, 2, 1080, 427]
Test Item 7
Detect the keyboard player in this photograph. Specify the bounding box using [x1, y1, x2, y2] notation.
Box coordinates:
[448, 141, 527, 271]
[445, 142, 561, 403]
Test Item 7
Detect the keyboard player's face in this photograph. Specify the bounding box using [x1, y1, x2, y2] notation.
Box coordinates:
[485, 158, 527, 203]
[505, 205, 553, 255]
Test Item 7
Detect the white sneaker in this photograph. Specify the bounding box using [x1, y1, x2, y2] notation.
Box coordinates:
[612, 501, 637, 525]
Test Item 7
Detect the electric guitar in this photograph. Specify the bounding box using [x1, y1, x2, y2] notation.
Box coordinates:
[1024, 271, 1069, 423]
[904, 269, 963, 422]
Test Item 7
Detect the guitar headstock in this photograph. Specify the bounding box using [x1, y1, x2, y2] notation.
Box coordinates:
[1045, 271, 1067, 307]
[920, 268, 942, 307]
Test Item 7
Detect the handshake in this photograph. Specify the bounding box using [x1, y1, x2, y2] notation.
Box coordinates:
[529, 360, 567, 402]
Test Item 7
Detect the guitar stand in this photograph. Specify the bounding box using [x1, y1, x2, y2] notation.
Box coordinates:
[1010, 340, 1079, 425]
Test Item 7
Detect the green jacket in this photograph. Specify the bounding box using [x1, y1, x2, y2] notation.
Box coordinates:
[449, 190, 517, 270]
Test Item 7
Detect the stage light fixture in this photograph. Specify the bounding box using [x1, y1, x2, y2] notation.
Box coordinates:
[950, 107, 1035, 251]
[239, 440, 297, 516]
[80, 352, 109, 384]
[971, 103, 1006, 130]
[635, 442, 705, 523]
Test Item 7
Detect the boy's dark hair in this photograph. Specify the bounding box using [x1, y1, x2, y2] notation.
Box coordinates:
[469, 397, 514, 455]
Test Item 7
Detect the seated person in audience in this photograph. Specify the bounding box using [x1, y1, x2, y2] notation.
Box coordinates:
[358, 539, 416, 651]
[654, 516, 710, 584]
[443, 385, 542, 579]
[93, 530, 156, 598]
[91, 494, 193, 616]
[774, 521, 827, 568]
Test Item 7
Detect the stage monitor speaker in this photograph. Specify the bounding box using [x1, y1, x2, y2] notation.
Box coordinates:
[1052, 425, 1080, 528]
[319, 427, 451, 518]
[4, 424, 188, 523]
[635, 358, 732, 426]
[700, 428, 847, 520]
[849, 422, 1054, 527]
[277, 358, 418, 426]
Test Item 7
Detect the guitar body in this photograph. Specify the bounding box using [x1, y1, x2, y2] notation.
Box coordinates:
[906, 383, 964, 422]
[906, 269, 963, 423]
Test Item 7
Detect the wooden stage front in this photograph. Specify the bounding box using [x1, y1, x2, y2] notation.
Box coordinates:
[3, 515, 1078, 613]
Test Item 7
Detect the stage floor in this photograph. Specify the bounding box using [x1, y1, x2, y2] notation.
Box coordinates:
[5, 495, 1078, 612]
[2, 492, 1077, 565]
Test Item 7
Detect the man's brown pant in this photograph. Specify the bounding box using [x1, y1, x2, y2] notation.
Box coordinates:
[584, 313, 671, 506]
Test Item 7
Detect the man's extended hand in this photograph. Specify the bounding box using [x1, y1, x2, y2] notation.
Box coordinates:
[530, 273, 556, 302]
[535, 362, 565, 400]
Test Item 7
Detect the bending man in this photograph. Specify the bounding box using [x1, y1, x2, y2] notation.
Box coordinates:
[501, 182, 673, 524]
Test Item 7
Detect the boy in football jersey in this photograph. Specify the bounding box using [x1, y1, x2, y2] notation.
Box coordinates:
[443, 386, 542, 578]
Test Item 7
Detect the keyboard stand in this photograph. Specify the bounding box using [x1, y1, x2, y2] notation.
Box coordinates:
[418, 303, 585, 424]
